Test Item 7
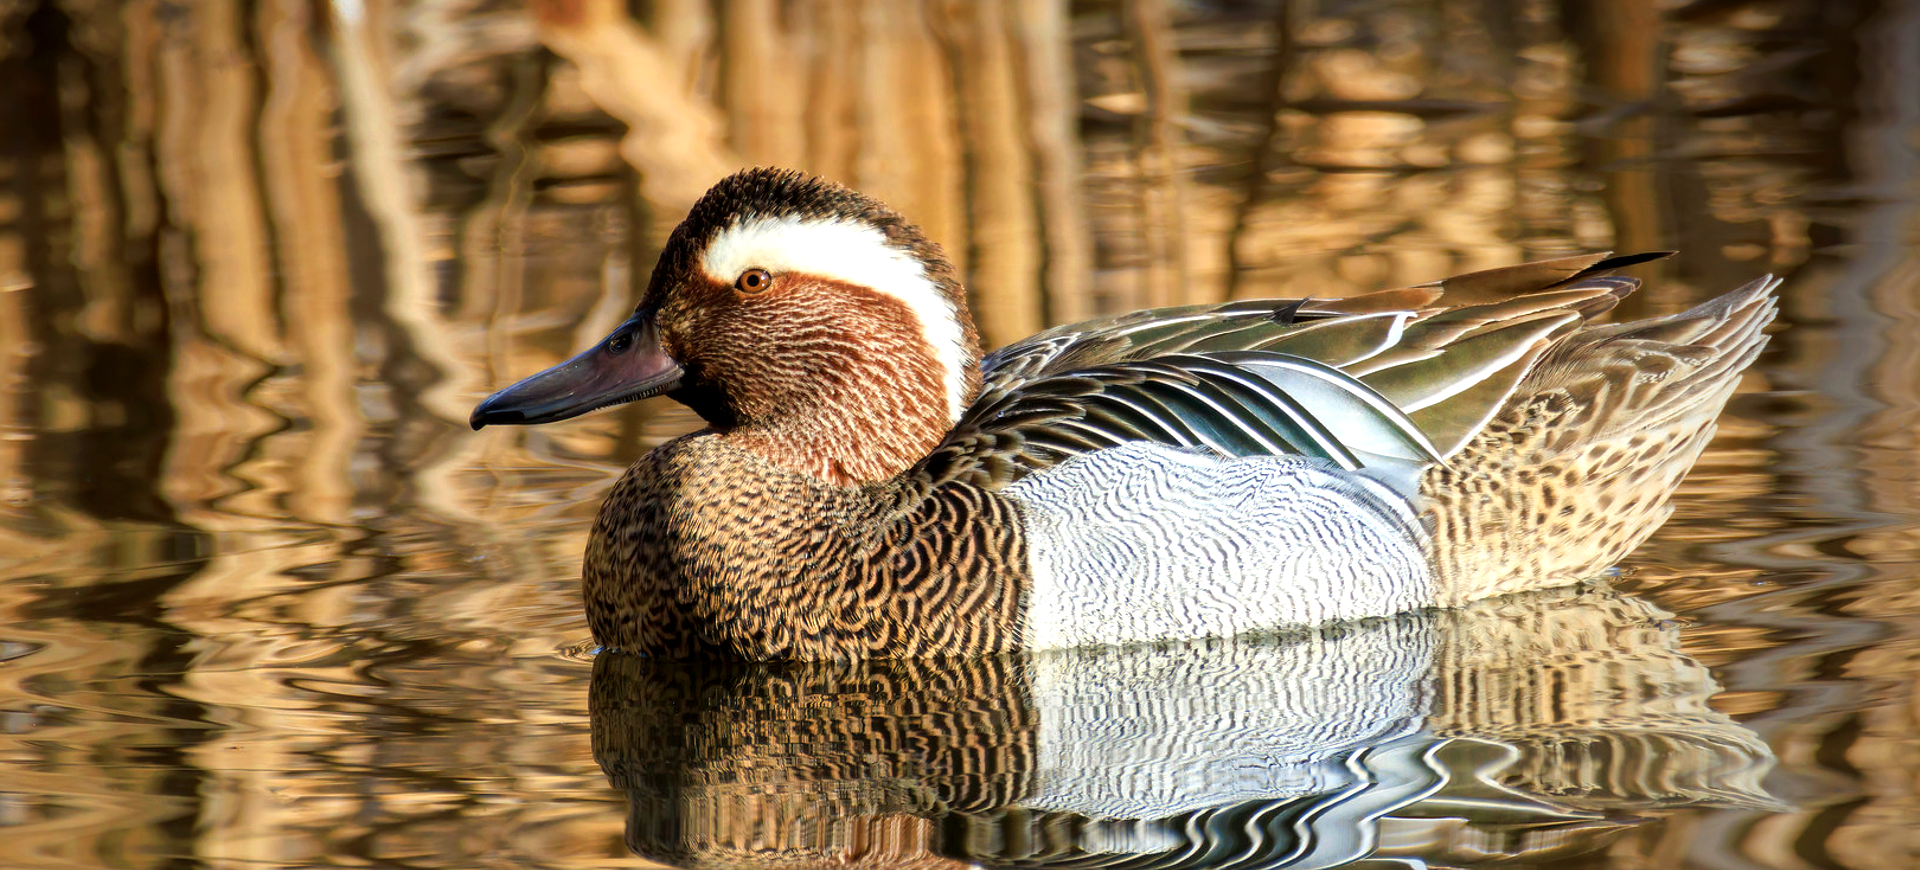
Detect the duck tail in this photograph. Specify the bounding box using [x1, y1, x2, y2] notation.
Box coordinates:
[1423, 276, 1780, 604]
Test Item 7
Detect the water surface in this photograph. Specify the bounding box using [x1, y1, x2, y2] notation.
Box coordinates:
[2, 1, 1917, 867]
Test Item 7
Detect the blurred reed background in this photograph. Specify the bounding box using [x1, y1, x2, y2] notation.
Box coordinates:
[0, 0, 1918, 867]
[0, 0, 1876, 549]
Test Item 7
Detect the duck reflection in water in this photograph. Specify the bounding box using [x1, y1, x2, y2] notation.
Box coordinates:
[589, 586, 1780, 869]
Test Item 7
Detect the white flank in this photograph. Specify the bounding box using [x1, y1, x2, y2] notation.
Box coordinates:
[1005, 443, 1434, 649]
[701, 215, 969, 423]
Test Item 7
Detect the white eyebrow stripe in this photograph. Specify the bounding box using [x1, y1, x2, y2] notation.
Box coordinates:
[701, 214, 969, 424]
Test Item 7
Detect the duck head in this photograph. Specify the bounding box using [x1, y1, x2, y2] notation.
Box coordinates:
[470, 168, 983, 484]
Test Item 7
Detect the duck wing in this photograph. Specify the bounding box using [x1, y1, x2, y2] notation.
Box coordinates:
[977, 252, 1666, 394]
[923, 253, 1667, 489]
[922, 353, 1444, 486]
[1423, 274, 1779, 601]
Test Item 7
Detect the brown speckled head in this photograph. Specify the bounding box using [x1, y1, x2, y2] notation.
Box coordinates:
[639, 168, 983, 483]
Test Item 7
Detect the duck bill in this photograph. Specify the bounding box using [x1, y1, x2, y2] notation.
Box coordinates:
[469, 314, 683, 430]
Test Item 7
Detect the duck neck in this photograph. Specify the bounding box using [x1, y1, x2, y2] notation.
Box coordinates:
[719, 358, 968, 485]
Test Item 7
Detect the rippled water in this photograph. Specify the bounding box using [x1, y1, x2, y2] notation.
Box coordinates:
[3, 1, 1918, 867]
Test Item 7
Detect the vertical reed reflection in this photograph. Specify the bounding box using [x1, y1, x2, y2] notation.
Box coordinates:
[5, 3, 179, 530]
[0, 0, 1858, 536]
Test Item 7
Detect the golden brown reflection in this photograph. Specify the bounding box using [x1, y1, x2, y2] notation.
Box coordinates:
[1, 0, 1918, 868]
[592, 587, 1780, 868]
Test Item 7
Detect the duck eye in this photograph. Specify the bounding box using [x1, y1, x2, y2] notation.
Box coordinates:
[735, 268, 773, 294]
[606, 332, 632, 355]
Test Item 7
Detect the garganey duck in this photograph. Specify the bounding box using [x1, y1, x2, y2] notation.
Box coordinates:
[472, 168, 1777, 661]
